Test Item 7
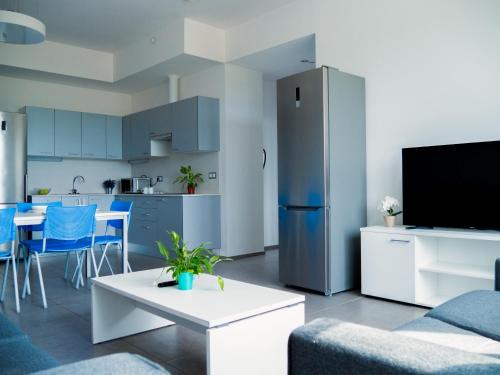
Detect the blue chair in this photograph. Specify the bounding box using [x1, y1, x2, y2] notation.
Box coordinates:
[16, 202, 63, 294]
[94, 201, 133, 276]
[0, 208, 20, 313]
[21, 205, 97, 309]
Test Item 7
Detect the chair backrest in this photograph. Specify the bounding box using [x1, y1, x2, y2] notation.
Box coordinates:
[0, 208, 16, 246]
[107, 200, 133, 230]
[44, 205, 97, 241]
[17, 201, 63, 232]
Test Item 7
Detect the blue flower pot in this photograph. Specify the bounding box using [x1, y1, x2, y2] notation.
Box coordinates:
[178, 272, 194, 291]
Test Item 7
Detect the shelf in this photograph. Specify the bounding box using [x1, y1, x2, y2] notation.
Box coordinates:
[419, 261, 494, 280]
[416, 294, 453, 308]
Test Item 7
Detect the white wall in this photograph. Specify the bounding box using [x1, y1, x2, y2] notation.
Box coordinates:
[263, 80, 278, 247]
[223, 64, 264, 256]
[28, 159, 130, 195]
[314, 0, 500, 225]
[227, 0, 500, 227]
[0, 74, 132, 194]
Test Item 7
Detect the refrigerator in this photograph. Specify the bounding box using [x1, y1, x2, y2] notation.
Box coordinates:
[277, 67, 366, 295]
[0, 111, 27, 209]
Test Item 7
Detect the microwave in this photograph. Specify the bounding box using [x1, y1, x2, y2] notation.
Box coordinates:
[120, 177, 151, 193]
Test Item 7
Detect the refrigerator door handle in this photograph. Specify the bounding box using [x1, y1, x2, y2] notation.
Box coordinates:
[282, 205, 322, 211]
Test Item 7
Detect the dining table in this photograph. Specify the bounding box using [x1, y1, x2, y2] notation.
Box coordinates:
[14, 211, 130, 276]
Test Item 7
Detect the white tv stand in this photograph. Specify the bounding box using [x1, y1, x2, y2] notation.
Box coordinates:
[360, 226, 499, 307]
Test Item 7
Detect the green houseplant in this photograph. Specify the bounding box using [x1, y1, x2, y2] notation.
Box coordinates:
[156, 231, 230, 291]
[174, 165, 203, 194]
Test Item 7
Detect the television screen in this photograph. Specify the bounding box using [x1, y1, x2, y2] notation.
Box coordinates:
[402, 140, 500, 229]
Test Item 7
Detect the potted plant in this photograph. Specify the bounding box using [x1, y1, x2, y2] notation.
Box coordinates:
[156, 231, 230, 291]
[103, 179, 116, 194]
[174, 165, 203, 194]
[378, 196, 402, 227]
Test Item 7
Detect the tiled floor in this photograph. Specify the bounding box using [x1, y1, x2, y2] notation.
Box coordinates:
[0, 249, 428, 374]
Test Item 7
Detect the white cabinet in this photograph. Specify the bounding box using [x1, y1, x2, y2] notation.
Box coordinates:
[88, 195, 114, 235]
[361, 226, 500, 307]
[361, 232, 415, 304]
[61, 195, 88, 206]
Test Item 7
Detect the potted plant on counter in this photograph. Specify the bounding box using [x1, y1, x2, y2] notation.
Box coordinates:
[103, 179, 116, 194]
[157, 231, 230, 291]
[378, 196, 402, 227]
[174, 165, 203, 194]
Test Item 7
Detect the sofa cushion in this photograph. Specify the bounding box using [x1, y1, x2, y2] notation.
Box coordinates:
[31, 353, 169, 375]
[289, 318, 500, 375]
[0, 336, 58, 375]
[396, 317, 500, 359]
[426, 290, 500, 342]
[0, 313, 27, 343]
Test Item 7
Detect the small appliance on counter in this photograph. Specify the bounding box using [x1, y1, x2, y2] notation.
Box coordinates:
[120, 177, 151, 193]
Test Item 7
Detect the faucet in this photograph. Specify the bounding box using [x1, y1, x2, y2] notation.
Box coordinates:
[71, 175, 85, 194]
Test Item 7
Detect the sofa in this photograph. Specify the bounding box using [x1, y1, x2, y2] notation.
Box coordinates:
[289, 258, 500, 374]
[0, 313, 169, 375]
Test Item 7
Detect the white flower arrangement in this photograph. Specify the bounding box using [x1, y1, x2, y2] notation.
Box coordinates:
[378, 196, 402, 217]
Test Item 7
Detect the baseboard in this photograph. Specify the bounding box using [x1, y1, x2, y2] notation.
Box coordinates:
[265, 245, 279, 251]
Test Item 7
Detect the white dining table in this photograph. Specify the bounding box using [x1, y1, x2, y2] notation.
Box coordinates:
[14, 211, 130, 275]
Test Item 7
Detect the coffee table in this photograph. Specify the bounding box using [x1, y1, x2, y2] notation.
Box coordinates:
[91, 268, 305, 375]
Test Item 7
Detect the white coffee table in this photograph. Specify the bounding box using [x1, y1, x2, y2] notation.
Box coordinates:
[91, 268, 305, 375]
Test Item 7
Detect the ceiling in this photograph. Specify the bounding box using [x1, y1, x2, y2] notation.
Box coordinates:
[234, 35, 316, 80]
[0, 0, 297, 51]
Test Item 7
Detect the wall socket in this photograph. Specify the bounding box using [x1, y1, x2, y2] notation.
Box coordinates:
[208, 172, 217, 180]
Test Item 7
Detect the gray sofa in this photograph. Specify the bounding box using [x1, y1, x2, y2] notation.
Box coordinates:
[0, 313, 169, 375]
[289, 258, 500, 374]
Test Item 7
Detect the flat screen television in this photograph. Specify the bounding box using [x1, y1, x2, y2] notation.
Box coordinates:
[402, 140, 500, 230]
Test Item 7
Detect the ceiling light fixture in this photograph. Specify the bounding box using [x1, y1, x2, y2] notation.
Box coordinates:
[0, 4, 45, 45]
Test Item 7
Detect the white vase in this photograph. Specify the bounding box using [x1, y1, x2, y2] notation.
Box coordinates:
[384, 216, 396, 227]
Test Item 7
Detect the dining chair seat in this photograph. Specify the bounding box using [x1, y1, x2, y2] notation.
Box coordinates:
[94, 235, 121, 245]
[0, 251, 12, 259]
[20, 239, 92, 253]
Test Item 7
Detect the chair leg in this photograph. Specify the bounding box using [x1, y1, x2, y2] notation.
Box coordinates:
[11, 249, 20, 313]
[90, 248, 98, 278]
[75, 252, 85, 289]
[1, 259, 10, 302]
[22, 246, 31, 296]
[72, 252, 81, 289]
[22, 254, 32, 299]
[63, 252, 70, 280]
[34, 253, 47, 309]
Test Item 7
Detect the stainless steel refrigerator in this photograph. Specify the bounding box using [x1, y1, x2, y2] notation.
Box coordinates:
[278, 67, 366, 295]
[0, 111, 27, 209]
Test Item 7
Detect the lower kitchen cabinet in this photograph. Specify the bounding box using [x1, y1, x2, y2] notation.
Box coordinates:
[116, 195, 221, 257]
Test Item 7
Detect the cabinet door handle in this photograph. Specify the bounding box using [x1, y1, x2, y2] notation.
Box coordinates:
[390, 239, 410, 244]
[142, 213, 151, 216]
[41, 151, 52, 155]
[68, 152, 80, 156]
[143, 225, 151, 230]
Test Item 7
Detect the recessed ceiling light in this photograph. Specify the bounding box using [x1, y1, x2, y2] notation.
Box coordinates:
[150, 36, 157, 44]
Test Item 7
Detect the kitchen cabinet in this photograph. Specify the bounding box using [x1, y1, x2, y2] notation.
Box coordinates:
[106, 116, 122, 160]
[30, 196, 62, 204]
[61, 195, 88, 206]
[55, 110, 82, 158]
[25, 106, 55, 157]
[122, 112, 150, 160]
[82, 113, 106, 159]
[116, 194, 221, 257]
[148, 104, 172, 137]
[88, 195, 114, 235]
[171, 96, 219, 153]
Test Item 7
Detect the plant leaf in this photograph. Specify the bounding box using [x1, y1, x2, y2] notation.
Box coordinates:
[217, 275, 225, 291]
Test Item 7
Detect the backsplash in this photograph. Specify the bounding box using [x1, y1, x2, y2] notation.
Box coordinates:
[28, 159, 131, 194]
[131, 152, 219, 194]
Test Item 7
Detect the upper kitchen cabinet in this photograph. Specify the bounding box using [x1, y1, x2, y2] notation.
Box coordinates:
[25, 106, 55, 157]
[55, 110, 82, 158]
[106, 116, 122, 160]
[148, 104, 172, 137]
[123, 112, 150, 160]
[82, 113, 106, 159]
[171, 96, 220, 153]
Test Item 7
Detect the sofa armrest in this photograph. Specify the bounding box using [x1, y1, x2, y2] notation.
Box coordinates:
[289, 319, 500, 375]
[496, 257, 500, 291]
